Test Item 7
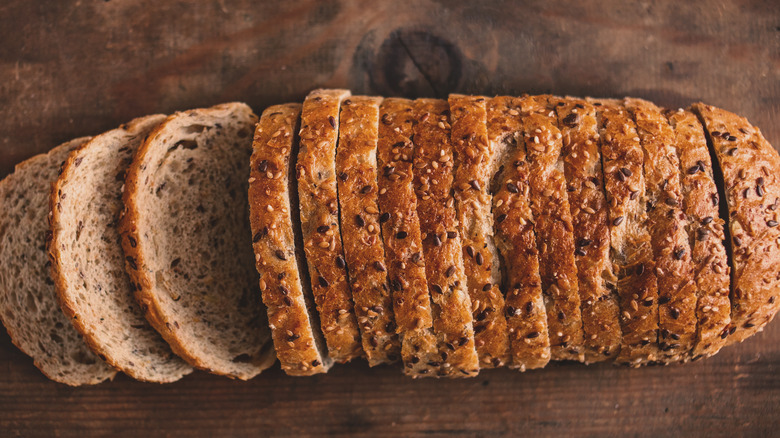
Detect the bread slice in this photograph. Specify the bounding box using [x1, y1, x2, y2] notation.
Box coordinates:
[552, 97, 622, 363]
[590, 99, 660, 366]
[336, 96, 401, 366]
[624, 98, 697, 363]
[449, 94, 510, 368]
[249, 104, 331, 376]
[296, 89, 363, 363]
[0, 137, 117, 385]
[412, 98, 479, 377]
[119, 103, 274, 379]
[665, 108, 731, 359]
[487, 96, 551, 371]
[50, 115, 193, 383]
[376, 98, 440, 377]
[692, 103, 780, 344]
[519, 95, 585, 362]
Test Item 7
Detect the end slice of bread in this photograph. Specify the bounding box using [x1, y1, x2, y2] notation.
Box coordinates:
[120, 103, 274, 379]
[50, 115, 193, 383]
[0, 138, 117, 385]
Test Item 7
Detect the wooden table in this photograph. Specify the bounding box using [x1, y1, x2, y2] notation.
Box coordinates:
[1, 1, 778, 436]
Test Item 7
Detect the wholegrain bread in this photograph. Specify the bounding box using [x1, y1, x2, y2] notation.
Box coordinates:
[50, 115, 193, 383]
[519, 95, 584, 362]
[336, 96, 401, 366]
[449, 94, 509, 368]
[296, 89, 363, 363]
[0, 138, 117, 386]
[692, 103, 780, 344]
[625, 98, 697, 363]
[487, 96, 551, 371]
[376, 98, 440, 377]
[665, 108, 731, 359]
[120, 103, 274, 379]
[552, 97, 622, 363]
[590, 99, 660, 366]
[412, 98, 479, 377]
[250, 104, 331, 376]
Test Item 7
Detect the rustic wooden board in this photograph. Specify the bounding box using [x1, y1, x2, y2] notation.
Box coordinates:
[1, 0, 778, 436]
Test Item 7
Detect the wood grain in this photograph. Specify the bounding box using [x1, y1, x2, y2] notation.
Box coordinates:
[0, 0, 778, 436]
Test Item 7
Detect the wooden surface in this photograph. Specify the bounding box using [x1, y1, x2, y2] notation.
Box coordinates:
[1, 0, 779, 436]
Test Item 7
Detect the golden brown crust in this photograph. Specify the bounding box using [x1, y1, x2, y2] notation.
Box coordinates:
[488, 96, 551, 371]
[412, 98, 479, 377]
[692, 103, 780, 344]
[625, 98, 697, 363]
[449, 94, 509, 368]
[296, 89, 363, 362]
[590, 99, 660, 366]
[249, 104, 330, 376]
[665, 108, 731, 359]
[376, 98, 439, 377]
[552, 97, 622, 363]
[336, 96, 401, 366]
[519, 95, 584, 362]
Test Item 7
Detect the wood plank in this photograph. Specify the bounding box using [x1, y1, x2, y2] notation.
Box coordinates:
[0, 0, 778, 435]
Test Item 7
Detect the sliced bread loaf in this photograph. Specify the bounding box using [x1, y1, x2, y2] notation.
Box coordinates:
[336, 96, 401, 365]
[553, 97, 622, 363]
[519, 95, 585, 362]
[50, 115, 193, 383]
[449, 94, 509, 368]
[296, 89, 363, 363]
[119, 103, 274, 379]
[487, 96, 551, 371]
[625, 98, 697, 363]
[376, 98, 440, 377]
[412, 98, 479, 377]
[665, 108, 731, 359]
[250, 103, 330, 376]
[692, 103, 780, 344]
[590, 99, 660, 366]
[0, 137, 117, 385]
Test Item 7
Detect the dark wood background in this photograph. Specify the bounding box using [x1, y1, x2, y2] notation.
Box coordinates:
[1, 0, 778, 436]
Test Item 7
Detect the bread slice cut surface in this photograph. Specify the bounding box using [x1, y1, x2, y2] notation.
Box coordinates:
[120, 103, 274, 379]
[0, 137, 117, 386]
[50, 115, 193, 383]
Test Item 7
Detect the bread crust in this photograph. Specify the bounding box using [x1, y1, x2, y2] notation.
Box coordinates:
[449, 94, 510, 368]
[296, 89, 363, 362]
[552, 97, 622, 363]
[412, 98, 479, 377]
[692, 103, 780, 344]
[590, 99, 660, 366]
[625, 98, 697, 363]
[336, 96, 401, 366]
[665, 108, 731, 359]
[487, 96, 551, 371]
[519, 95, 585, 362]
[250, 103, 331, 376]
[376, 98, 439, 377]
[49, 114, 193, 383]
